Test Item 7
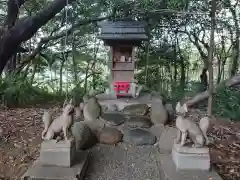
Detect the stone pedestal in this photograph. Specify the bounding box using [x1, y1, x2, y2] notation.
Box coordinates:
[39, 139, 76, 167]
[158, 153, 223, 180]
[172, 143, 210, 171]
[21, 151, 89, 180]
[22, 138, 89, 180]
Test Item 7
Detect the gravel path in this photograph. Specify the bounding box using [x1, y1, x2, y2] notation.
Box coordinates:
[84, 143, 161, 180]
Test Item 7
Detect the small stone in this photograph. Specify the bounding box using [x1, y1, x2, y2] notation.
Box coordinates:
[122, 104, 149, 116]
[123, 129, 156, 146]
[126, 116, 152, 128]
[97, 127, 122, 145]
[101, 112, 125, 126]
[0, 127, 3, 137]
[14, 143, 22, 149]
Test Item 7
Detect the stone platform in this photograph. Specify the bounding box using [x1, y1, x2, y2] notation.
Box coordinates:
[158, 153, 222, 180]
[172, 143, 210, 171]
[21, 151, 89, 180]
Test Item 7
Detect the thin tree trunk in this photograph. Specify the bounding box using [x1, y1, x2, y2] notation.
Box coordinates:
[144, 42, 150, 86]
[229, 1, 240, 76]
[30, 63, 37, 85]
[72, 34, 78, 85]
[59, 53, 66, 95]
[84, 61, 91, 93]
[207, 0, 216, 117]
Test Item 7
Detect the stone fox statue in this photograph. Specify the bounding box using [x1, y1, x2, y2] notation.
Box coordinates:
[175, 102, 209, 148]
[42, 99, 75, 141]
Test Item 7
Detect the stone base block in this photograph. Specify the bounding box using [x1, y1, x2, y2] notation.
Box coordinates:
[172, 143, 210, 171]
[21, 151, 89, 180]
[39, 138, 76, 167]
[158, 153, 223, 180]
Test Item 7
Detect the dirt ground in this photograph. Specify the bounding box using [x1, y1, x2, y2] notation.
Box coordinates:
[0, 106, 239, 180]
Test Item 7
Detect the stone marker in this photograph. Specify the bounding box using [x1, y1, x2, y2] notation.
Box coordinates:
[125, 116, 152, 128]
[39, 138, 76, 167]
[21, 151, 89, 180]
[123, 128, 156, 146]
[71, 122, 97, 150]
[172, 143, 210, 171]
[150, 100, 168, 125]
[158, 126, 178, 153]
[157, 153, 223, 180]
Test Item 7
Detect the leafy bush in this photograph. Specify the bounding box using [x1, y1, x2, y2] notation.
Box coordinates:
[0, 74, 65, 107]
[212, 86, 240, 121]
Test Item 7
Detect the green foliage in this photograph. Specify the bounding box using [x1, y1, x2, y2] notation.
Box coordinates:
[70, 85, 85, 105]
[212, 86, 240, 121]
[0, 74, 65, 107]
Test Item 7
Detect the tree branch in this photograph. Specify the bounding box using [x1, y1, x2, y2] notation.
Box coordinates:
[40, 16, 110, 44]
[0, 0, 76, 74]
[4, 0, 26, 28]
[15, 15, 108, 72]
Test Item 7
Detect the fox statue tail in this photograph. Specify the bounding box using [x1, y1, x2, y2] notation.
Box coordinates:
[41, 111, 53, 139]
[199, 117, 210, 145]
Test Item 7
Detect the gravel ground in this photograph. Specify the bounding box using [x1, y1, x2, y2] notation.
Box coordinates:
[84, 143, 161, 180]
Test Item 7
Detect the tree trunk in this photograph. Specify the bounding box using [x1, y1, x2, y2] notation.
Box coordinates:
[229, 1, 240, 77]
[200, 68, 208, 91]
[71, 34, 78, 86]
[84, 61, 91, 93]
[0, 0, 75, 74]
[176, 35, 185, 89]
[207, 0, 216, 117]
[59, 53, 67, 95]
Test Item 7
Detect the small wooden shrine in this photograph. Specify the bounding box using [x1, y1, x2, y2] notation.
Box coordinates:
[98, 20, 149, 97]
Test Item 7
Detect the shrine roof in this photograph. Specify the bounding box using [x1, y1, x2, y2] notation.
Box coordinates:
[97, 20, 149, 41]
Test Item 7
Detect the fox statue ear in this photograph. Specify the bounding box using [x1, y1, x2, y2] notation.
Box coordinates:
[182, 103, 188, 112]
[63, 99, 68, 108]
[175, 102, 181, 113]
[69, 99, 73, 104]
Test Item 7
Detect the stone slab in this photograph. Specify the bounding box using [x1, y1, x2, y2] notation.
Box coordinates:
[158, 153, 223, 180]
[172, 147, 210, 171]
[39, 139, 76, 167]
[173, 143, 209, 154]
[21, 151, 89, 180]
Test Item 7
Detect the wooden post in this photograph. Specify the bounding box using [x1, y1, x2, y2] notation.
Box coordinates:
[207, 0, 217, 117]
